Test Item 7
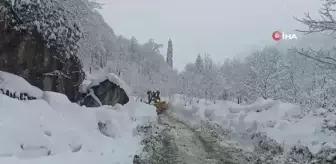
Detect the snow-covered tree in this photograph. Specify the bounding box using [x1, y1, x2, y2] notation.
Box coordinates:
[175, 1, 336, 108]
[293, 0, 336, 69]
[8, 0, 85, 59]
[291, 0, 336, 107]
[244, 47, 283, 99]
[195, 54, 204, 73]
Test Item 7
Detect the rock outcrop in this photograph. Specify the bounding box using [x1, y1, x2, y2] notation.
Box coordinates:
[80, 73, 130, 107]
[0, 2, 84, 102]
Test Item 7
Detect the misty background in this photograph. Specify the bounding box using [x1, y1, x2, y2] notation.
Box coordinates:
[98, 0, 322, 70]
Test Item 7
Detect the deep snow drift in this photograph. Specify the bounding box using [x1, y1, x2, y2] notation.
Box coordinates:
[169, 94, 336, 156]
[0, 71, 43, 99]
[0, 72, 157, 164]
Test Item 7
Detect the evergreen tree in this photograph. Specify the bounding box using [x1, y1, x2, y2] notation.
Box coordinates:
[195, 54, 203, 73]
[166, 39, 173, 67]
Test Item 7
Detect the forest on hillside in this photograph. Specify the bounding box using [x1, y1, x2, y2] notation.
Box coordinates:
[2, 0, 336, 110]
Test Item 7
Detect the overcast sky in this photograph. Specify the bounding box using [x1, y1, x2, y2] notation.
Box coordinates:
[99, 0, 321, 71]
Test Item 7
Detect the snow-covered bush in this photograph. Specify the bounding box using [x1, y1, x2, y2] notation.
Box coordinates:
[312, 145, 336, 163]
[322, 114, 336, 132]
[250, 132, 284, 155]
[286, 144, 313, 163]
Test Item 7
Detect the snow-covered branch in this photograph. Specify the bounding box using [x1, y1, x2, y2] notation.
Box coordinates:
[294, 0, 336, 34]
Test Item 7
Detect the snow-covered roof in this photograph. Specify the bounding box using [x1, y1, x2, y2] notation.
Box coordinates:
[82, 72, 132, 97]
[0, 71, 43, 98]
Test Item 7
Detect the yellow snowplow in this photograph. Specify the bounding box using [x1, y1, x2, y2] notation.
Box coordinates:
[153, 101, 168, 115]
[147, 90, 168, 115]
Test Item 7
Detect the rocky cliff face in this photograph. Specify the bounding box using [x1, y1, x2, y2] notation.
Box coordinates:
[0, 4, 84, 102]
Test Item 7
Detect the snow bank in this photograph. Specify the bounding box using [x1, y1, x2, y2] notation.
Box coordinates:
[81, 72, 132, 97]
[169, 94, 336, 154]
[0, 71, 43, 98]
[79, 79, 91, 93]
[42, 91, 71, 106]
[0, 92, 157, 163]
[126, 97, 158, 124]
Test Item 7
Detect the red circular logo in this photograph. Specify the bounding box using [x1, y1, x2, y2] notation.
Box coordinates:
[272, 31, 282, 41]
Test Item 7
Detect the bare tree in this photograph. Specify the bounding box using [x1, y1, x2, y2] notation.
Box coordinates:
[292, 0, 336, 68]
[291, 47, 336, 70]
[294, 0, 336, 34]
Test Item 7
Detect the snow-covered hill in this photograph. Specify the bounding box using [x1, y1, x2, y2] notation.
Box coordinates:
[0, 73, 157, 164]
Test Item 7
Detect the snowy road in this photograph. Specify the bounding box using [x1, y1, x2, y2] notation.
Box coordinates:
[138, 113, 249, 164]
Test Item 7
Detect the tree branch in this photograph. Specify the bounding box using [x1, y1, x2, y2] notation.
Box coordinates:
[290, 47, 336, 70]
[294, 0, 336, 34]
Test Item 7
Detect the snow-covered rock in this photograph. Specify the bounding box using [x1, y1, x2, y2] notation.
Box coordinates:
[1, 4, 85, 102]
[80, 72, 131, 107]
[83, 72, 131, 97]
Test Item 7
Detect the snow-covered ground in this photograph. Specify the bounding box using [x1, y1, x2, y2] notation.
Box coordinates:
[0, 72, 157, 164]
[0, 71, 43, 99]
[1, 69, 336, 163]
[169, 94, 336, 154]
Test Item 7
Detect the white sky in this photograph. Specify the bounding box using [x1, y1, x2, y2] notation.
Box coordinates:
[98, 0, 321, 70]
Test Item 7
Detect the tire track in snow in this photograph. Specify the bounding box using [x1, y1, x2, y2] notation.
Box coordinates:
[158, 115, 211, 164]
[166, 114, 245, 164]
[142, 114, 248, 164]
